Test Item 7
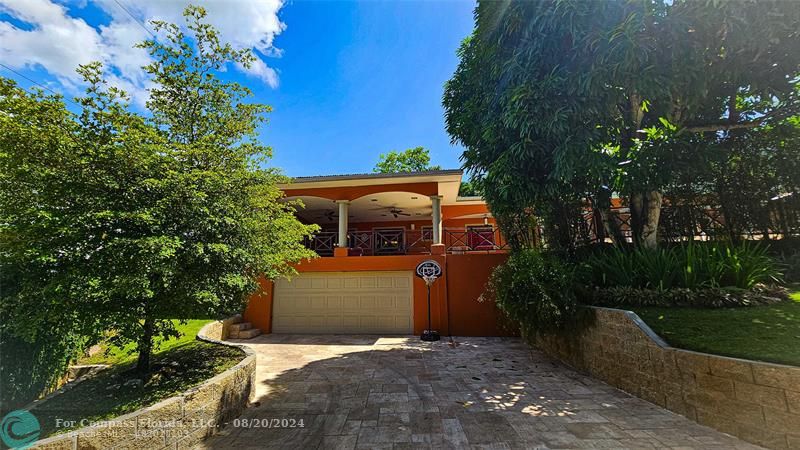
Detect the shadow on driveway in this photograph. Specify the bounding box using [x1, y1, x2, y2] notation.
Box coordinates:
[199, 335, 756, 449]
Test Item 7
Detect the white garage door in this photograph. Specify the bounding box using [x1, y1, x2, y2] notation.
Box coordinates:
[272, 271, 413, 334]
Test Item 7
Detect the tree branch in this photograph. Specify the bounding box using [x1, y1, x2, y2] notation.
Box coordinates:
[682, 106, 798, 133]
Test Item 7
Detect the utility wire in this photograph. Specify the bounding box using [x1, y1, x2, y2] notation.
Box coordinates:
[0, 62, 82, 108]
[111, 0, 157, 40]
[1, 0, 153, 110]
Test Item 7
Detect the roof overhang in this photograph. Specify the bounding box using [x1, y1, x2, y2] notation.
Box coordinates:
[279, 169, 465, 204]
[285, 169, 464, 185]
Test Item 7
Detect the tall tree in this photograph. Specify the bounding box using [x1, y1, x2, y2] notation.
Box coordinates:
[444, 0, 800, 248]
[0, 78, 101, 408]
[373, 146, 441, 173]
[0, 6, 317, 376]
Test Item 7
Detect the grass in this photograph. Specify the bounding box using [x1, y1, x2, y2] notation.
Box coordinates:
[632, 285, 800, 366]
[34, 320, 244, 437]
[79, 319, 213, 365]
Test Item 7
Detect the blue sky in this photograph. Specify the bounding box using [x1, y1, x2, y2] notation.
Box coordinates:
[0, 0, 476, 176]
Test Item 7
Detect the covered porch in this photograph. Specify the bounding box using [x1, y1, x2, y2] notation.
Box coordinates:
[279, 170, 507, 257]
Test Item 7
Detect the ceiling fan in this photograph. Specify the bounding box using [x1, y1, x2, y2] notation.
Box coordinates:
[383, 207, 411, 218]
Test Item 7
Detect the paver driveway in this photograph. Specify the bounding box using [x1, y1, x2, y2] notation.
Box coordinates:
[201, 335, 757, 449]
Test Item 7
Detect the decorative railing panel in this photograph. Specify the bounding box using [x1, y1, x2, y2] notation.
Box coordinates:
[444, 228, 509, 253]
[303, 228, 508, 256]
[303, 231, 336, 256]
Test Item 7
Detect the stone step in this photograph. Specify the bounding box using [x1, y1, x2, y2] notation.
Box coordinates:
[229, 322, 251, 332]
[237, 327, 262, 339]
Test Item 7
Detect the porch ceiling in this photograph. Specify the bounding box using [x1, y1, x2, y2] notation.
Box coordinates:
[290, 191, 433, 224]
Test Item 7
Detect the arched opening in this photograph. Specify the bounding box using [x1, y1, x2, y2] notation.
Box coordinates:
[284, 195, 341, 256]
[346, 192, 435, 255]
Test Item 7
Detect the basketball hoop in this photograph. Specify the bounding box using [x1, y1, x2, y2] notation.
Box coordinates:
[415, 260, 442, 342]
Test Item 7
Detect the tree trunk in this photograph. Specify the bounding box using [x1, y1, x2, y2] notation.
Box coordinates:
[630, 190, 663, 248]
[595, 189, 626, 245]
[135, 316, 155, 374]
[640, 191, 662, 248]
[630, 192, 644, 242]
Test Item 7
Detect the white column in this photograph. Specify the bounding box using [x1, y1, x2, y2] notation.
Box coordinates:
[430, 195, 442, 244]
[336, 200, 349, 248]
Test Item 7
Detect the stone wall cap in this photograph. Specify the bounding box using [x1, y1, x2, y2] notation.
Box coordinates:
[584, 305, 800, 370]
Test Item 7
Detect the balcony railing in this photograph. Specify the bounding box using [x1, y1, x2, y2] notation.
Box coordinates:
[303, 228, 508, 256]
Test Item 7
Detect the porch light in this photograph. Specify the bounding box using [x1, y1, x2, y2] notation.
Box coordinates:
[483, 215, 489, 226]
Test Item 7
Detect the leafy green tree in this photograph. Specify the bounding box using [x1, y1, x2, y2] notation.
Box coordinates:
[457, 178, 483, 197]
[373, 146, 441, 173]
[0, 6, 317, 376]
[0, 78, 99, 409]
[445, 0, 800, 249]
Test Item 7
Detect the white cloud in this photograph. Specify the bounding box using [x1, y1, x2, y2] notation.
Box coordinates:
[0, 0, 107, 79]
[0, 0, 286, 105]
[240, 56, 279, 88]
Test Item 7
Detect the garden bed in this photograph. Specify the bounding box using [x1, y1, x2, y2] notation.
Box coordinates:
[31, 320, 245, 438]
[632, 287, 800, 366]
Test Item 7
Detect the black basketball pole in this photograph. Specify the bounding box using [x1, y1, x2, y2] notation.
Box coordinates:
[421, 280, 440, 341]
[416, 260, 441, 342]
[426, 284, 431, 333]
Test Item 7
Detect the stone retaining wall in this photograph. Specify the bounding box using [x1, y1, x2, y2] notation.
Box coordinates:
[533, 306, 800, 450]
[32, 318, 256, 450]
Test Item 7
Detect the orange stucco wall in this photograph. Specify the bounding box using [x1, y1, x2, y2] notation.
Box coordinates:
[243, 276, 274, 333]
[243, 252, 513, 337]
[445, 253, 515, 336]
[442, 203, 491, 220]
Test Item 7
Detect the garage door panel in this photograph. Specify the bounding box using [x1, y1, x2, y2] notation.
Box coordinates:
[359, 295, 376, 309]
[374, 316, 393, 329]
[326, 296, 342, 308]
[341, 315, 359, 327]
[375, 296, 394, 309]
[292, 278, 312, 289]
[273, 271, 413, 334]
[325, 316, 343, 328]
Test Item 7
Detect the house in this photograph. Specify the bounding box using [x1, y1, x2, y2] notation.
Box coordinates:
[242, 169, 514, 337]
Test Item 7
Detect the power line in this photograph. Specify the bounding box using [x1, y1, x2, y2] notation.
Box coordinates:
[111, 0, 157, 40]
[0, 62, 82, 109]
[1, 0, 152, 112]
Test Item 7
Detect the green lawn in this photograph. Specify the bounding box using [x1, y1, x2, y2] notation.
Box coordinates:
[79, 319, 213, 365]
[633, 286, 800, 366]
[35, 320, 244, 437]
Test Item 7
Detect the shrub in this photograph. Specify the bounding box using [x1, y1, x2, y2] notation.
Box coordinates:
[484, 250, 578, 336]
[587, 284, 788, 309]
[582, 241, 782, 290]
[0, 327, 86, 413]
